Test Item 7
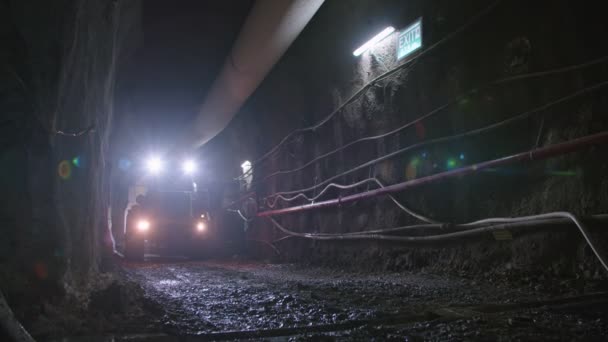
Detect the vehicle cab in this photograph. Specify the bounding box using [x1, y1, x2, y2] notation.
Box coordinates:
[123, 156, 212, 260]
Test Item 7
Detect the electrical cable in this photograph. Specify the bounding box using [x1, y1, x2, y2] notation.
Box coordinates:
[249, 55, 608, 186]
[268, 212, 608, 273]
[245, 0, 504, 171]
[328, 215, 608, 236]
[264, 80, 608, 200]
[246, 239, 280, 255]
[228, 208, 255, 222]
[55, 124, 96, 137]
[534, 117, 545, 148]
[265, 177, 439, 224]
[3, 65, 95, 137]
[270, 214, 608, 237]
[0, 289, 35, 342]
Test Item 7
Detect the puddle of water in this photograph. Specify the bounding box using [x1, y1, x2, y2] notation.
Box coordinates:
[157, 279, 180, 286]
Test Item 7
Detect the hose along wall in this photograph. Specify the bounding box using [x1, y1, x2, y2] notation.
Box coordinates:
[252, 55, 608, 189]
[262, 80, 608, 204]
[252, 132, 608, 263]
[237, 131, 608, 272]
[257, 131, 608, 216]
[267, 213, 608, 273]
[242, 0, 505, 170]
[226, 0, 608, 272]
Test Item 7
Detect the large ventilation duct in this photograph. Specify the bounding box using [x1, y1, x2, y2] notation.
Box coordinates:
[188, 0, 325, 149]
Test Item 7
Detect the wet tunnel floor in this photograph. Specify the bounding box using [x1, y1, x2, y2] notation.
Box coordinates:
[114, 260, 608, 340]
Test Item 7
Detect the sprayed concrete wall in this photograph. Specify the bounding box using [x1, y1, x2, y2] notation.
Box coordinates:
[205, 0, 608, 279]
[0, 0, 140, 333]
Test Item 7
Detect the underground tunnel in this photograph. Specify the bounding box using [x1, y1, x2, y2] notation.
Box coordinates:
[2, 0, 608, 340]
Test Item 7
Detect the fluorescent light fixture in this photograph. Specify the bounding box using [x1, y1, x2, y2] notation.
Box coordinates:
[353, 26, 395, 57]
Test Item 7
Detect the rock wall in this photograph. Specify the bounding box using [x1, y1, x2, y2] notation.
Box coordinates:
[206, 0, 608, 278]
[0, 0, 140, 331]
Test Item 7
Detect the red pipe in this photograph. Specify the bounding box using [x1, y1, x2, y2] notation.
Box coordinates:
[257, 131, 608, 217]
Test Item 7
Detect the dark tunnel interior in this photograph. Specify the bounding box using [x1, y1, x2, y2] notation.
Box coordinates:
[2, 0, 608, 340]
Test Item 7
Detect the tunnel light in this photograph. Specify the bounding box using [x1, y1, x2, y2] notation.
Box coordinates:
[353, 26, 395, 57]
[182, 159, 197, 175]
[196, 221, 206, 232]
[241, 160, 252, 175]
[137, 219, 150, 232]
[146, 156, 163, 174]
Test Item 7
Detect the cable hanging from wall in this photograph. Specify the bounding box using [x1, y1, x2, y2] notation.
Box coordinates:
[239, 1, 608, 262]
[267, 212, 608, 273]
[3, 65, 96, 138]
[248, 55, 608, 188]
[265, 177, 440, 224]
[263, 80, 608, 203]
[237, 0, 505, 177]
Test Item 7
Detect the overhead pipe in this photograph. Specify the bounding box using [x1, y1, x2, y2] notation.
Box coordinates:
[257, 131, 608, 217]
[188, 0, 325, 149]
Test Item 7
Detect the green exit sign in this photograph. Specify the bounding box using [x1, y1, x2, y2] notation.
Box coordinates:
[397, 18, 422, 60]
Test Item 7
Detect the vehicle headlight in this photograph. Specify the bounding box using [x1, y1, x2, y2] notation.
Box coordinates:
[196, 221, 206, 232]
[145, 156, 163, 174]
[182, 159, 197, 175]
[137, 219, 150, 232]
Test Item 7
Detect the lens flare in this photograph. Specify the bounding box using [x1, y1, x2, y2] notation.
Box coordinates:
[33, 262, 48, 280]
[446, 158, 458, 169]
[58, 160, 72, 180]
[415, 122, 426, 139]
[406, 164, 417, 180]
[406, 157, 420, 180]
[119, 158, 131, 171]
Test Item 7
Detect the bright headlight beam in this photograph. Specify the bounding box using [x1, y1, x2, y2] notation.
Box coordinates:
[182, 159, 196, 175]
[146, 156, 163, 174]
[196, 221, 206, 232]
[137, 219, 150, 232]
[353, 26, 395, 57]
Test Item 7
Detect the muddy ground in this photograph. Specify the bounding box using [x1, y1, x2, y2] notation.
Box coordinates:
[37, 259, 607, 341]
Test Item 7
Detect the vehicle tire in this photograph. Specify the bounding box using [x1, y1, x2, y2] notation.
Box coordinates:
[124, 231, 144, 261]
